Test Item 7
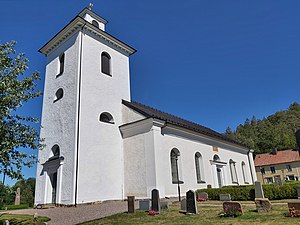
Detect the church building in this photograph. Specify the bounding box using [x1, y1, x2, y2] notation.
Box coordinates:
[35, 7, 257, 206]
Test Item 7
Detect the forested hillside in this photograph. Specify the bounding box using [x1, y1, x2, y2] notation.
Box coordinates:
[224, 102, 300, 154]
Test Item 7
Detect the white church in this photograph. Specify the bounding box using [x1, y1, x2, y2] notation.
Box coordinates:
[35, 7, 257, 206]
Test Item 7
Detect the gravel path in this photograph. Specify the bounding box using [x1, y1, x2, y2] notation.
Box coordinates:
[7, 201, 134, 225]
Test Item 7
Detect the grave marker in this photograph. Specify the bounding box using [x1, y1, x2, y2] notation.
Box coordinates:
[139, 200, 150, 210]
[198, 192, 208, 200]
[15, 188, 20, 205]
[219, 194, 231, 201]
[127, 196, 135, 214]
[186, 190, 197, 214]
[151, 189, 160, 213]
[255, 181, 264, 198]
[255, 198, 272, 213]
[223, 201, 243, 215]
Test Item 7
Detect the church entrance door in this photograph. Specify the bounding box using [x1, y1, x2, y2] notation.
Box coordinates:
[50, 172, 57, 204]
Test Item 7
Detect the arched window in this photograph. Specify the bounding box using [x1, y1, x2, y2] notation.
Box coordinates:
[241, 161, 249, 184]
[51, 145, 60, 157]
[54, 88, 64, 102]
[195, 152, 205, 183]
[57, 53, 65, 76]
[229, 159, 238, 184]
[101, 52, 111, 75]
[170, 148, 183, 184]
[92, 20, 99, 28]
[99, 112, 114, 124]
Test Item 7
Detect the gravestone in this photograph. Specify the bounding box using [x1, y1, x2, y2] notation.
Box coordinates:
[198, 192, 208, 200]
[160, 202, 170, 210]
[127, 196, 135, 214]
[255, 198, 272, 212]
[219, 194, 231, 201]
[14, 188, 20, 205]
[151, 189, 160, 212]
[139, 200, 150, 210]
[223, 201, 243, 215]
[255, 181, 264, 198]
[288, 202, 300, 216]
[181, 199, 186, 210]
[186, 190, 197, 214]
[4, 220, 9, 225]
[296, 186, 300, 199]
[207, 184, 212, 189]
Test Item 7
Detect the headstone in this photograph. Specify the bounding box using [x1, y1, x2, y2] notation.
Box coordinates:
[288, 202, 300, 216]
[255, 181, 264, 198]
[4, 220, 9, 225]
[151, 189, 160, 213]
[127, 196, 135, 214]
[219, 194, 231, 201]
[186, 190, 197, 214]
[255, 198, 272, 213]
[296, 186, 300, 199]
[139, 200, 150, 210]
[198, 192, 208, 200]
[207, 184, 212, 189]
[180, 199, 186, 210]
[14, 188, 20, 205]
[223, 201, 243, 215]
[160, 202, 170, 210]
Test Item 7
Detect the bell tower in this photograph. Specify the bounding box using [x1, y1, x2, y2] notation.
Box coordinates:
[35, 7, 136, 206]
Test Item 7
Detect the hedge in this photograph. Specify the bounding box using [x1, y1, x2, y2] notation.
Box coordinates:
[196, 183, 299, 201]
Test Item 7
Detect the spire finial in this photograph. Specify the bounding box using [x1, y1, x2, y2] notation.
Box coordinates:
[88, 3, 93, 10]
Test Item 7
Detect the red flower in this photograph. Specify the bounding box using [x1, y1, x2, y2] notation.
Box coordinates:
[148, 210, 159, 215]
[196, 197, 207, 201]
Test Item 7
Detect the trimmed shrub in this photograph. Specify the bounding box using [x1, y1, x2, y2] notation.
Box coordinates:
[197, 183, 298, 201]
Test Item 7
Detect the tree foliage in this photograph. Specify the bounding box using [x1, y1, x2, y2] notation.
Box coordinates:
[0, 178, 36, 208]
[225, 102, 300, 154]
[0, 41, 42, 180]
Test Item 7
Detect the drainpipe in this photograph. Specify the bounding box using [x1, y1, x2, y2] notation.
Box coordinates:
[75, 22, 86, 207]
[247, 149, 255, 183]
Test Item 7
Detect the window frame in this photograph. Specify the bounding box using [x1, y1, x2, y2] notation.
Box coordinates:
[101, 52, 111, 76]
[195, 152, 205, 184]
[53, 88, 64, 102]
[57, 53, 65, 77]
[170, 148, 184, 184]
[99, 112, 114, 124]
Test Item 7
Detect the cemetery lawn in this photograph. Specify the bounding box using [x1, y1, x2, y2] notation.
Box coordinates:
[79, 202, 300, 225]
[0, 213, 50, 225]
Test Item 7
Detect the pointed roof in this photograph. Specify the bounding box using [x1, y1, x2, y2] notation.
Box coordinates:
[254, 149, 300, 166]
[122, 100, 247, 148]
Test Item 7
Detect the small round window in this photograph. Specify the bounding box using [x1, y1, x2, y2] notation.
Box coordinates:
[54, 88, 63, 102]
[99, 112, 114, 124]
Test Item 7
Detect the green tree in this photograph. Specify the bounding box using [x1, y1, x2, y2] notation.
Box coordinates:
[0, 41, 42, 182]
[224, 102, 300, 154]
[13, 178, 35, 207]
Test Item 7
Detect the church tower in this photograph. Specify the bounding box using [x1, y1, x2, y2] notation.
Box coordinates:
[35, 7, 136, 206]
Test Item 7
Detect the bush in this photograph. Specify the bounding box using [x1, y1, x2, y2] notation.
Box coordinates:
[197, 183, 299, 201]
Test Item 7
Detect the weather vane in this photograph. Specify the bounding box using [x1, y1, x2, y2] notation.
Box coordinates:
[88, 3, 93, 10]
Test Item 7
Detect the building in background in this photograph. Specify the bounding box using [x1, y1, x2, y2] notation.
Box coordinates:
[254, 148, 300, 184]
[35, 7, 256, 206]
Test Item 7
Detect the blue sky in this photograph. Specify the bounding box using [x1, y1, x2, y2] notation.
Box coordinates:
[1, 0, 300, 185]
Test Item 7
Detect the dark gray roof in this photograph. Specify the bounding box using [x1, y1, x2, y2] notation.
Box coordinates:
[122, 100, 247, 148]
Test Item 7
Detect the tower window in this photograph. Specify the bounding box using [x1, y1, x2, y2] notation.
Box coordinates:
[57, 53, 65, 77]
[54, 88, 64, 102]
[101, 52, 111, 76]
[92, 20, 99, 28]
[99, 112, 114, 124]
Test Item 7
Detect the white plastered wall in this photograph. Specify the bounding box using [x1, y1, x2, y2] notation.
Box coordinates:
[35, 31, 81, 205]
[76, 28, 131, 203]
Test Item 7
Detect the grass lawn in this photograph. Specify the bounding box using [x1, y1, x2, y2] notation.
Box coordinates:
[0, 213, 50, 225]
[79, 202, 300, 225]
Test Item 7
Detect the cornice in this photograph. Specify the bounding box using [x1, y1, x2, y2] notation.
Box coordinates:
[39, 16, 136, 56]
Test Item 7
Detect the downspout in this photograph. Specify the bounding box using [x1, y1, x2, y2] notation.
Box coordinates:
[247, 149, 255, 183]
[75, 22, 86, 207]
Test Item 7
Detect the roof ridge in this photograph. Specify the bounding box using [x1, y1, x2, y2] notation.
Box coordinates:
[122, 100, 246, 148]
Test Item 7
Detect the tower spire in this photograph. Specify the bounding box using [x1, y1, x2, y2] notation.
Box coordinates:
[88, 3, 93, 10]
